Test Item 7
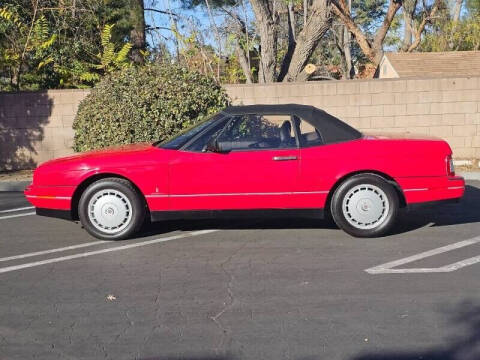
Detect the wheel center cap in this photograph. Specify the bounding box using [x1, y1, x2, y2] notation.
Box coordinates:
[102, 204, 117, 217]
[357, 199, 372, 212]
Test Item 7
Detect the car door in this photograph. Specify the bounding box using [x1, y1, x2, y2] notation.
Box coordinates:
[293, 115, 346, 210]
[168, 113, 300, 211]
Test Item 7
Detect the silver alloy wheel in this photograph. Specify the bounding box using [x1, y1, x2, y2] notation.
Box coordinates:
[341, 184, 390, 230]
[87, 189, 133, 234]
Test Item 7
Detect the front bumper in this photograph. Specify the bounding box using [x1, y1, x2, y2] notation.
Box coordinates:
[396, 175, 465, 204]
[24, 184, 75, 210]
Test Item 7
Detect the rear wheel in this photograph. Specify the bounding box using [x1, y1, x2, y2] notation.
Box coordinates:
[78, 178, 146, 240]
[330, 174, 398, 238]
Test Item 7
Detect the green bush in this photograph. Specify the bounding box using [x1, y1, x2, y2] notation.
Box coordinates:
[73, 64, 229, 152]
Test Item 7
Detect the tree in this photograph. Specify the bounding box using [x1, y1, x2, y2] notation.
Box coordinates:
[420, 1, 480, 51]
[453, 0, 463, 21]
[0, 4, 57, 90]
[331, 0, 402, 65]
[278, 0, 332, 82]
[401, 0, 417, 50]
[183, 0, 332, 82]
[400, 0, 443, 52]
[129, 0, 146, 64]
[0, 0, 144, 90]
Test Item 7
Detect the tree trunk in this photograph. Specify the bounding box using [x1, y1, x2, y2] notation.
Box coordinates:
[235, 45, 253, 83]
[332, 0, 402, 66]
[343, 0, 354, 79]
[277, 0, 297, 81]
[336, 26, 349, 79]
[129, 0, 146, 65]
[401, 0, 417, 51]
[258, 50, 265, 83]
[281, 0, 331, 82]
[250, 0, 277, 82]
[343, 27, 354, 78]
[288, 0, 296, 41]
[222, 9, 254, 83]
[453, 0, 463, 22]
[407, 0, 441, 52]
[402, 11, 413, 50]
[204, 0, 222, 81]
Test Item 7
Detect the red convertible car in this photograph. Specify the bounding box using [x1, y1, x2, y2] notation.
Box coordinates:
[25, 104, 464, 240]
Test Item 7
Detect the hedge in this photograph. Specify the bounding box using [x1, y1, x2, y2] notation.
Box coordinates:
[73, 64, 229, 152]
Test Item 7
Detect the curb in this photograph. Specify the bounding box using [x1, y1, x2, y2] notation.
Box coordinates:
[0, 180, 31, 192]
[458, 172, 480, 181]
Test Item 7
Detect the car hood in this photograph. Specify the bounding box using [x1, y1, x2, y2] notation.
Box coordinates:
[362, 132, 442, 141]
[38, 143, 156, 170]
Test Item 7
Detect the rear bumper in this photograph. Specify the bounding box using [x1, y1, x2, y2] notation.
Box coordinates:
[24, 184, 75, 210]
[406, 197, 461, 211]
[396, 175, 465, 204]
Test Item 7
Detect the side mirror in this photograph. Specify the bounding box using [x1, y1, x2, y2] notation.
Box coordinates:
[205, 138, 232, 153]
[217, 141, 232, 153]
[205, 138, 219, 152]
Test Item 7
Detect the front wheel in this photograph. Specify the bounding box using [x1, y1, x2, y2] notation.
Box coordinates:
[330, 174, 399, 238]
[78, 178, 146, 240]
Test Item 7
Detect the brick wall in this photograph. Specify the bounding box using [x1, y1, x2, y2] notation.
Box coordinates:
[0, 76, 479, 170]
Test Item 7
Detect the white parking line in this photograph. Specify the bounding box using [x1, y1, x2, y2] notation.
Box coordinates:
[365, 236, 480, 274]
[0, 212, 36, 220]
[0, 206, 34, 214]
[0, 229, 218, 274]
[0, 240, 107, 262]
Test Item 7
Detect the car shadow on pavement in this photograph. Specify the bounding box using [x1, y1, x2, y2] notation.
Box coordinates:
[137, 216, 338, 239]
[136, 185, 480, 239]
[392, 184, 480, 235]
[350, 300, 480, 360]
[139, 356, 236, 360]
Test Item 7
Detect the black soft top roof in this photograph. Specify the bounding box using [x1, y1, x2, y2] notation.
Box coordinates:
[221, 104, 362, 144]
[222, 104, 315, 115]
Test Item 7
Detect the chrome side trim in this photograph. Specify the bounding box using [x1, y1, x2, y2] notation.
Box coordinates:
[403, 188, 429, 192]
[447, 186, 465, 190]
[25, 195, 72, 200]
[146, 190, 329, 198]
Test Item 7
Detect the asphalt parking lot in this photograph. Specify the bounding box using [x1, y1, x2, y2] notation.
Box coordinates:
[1, 183, 480, 360]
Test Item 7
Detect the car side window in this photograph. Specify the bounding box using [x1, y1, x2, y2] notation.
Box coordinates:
[217, 114, 296, 151]
[184, 117, 230, 152]
[295, 115, 324, 147]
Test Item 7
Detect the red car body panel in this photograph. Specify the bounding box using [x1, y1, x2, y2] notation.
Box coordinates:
[25, 133, 465, 215]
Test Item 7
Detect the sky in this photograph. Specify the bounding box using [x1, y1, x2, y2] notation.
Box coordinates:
[144, 0, 234, 54]
[143, 0, 472, 56]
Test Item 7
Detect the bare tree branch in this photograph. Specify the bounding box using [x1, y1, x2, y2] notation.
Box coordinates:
[332, 0, 402, 65]
[144, 7, 179, 17]
[407, 0, 441, 52]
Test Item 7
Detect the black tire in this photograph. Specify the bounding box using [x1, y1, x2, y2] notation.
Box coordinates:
[330, 174, 399, 238]
[78, 178, 146, 240]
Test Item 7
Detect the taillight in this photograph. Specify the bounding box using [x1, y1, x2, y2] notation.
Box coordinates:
[446, 155, 455, 176]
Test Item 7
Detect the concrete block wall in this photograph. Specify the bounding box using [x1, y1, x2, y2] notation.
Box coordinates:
[225, 76, 480, 160]
[0, 76, 479, 170]
[0, 89, 89, 170]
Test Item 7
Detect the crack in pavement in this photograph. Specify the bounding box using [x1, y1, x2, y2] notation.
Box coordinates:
[210, 239, 249, 355]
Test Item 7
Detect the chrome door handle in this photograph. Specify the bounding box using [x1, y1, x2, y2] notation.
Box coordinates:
[273, 156, 298, 161]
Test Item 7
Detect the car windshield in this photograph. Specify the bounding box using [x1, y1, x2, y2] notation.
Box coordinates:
[156, 112, 224, 150]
